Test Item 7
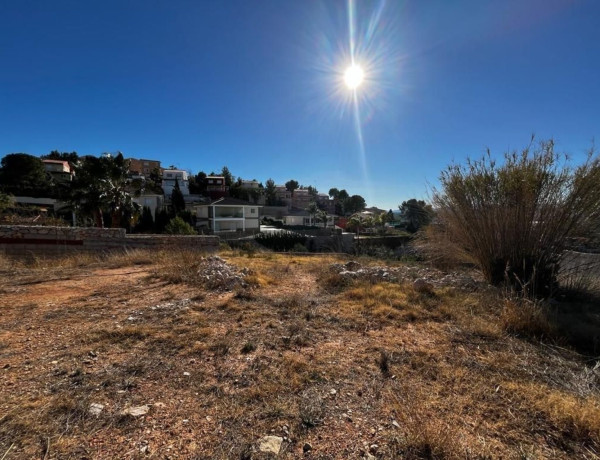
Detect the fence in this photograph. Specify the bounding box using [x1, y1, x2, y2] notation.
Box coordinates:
[0, 225, 219, 257]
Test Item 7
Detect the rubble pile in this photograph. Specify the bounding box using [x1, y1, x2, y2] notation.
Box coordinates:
[330, 261, 484, 290]
[198, 255, 250, 291]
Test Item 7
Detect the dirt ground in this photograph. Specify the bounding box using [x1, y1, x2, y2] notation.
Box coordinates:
[0, 250, 599, 459]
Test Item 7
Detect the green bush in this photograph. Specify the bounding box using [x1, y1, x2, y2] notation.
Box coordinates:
[164, 216, 196, 235]
[431, 139, 600, 297]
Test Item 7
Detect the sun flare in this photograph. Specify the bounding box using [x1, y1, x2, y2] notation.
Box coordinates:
[344, 64, 364, 89]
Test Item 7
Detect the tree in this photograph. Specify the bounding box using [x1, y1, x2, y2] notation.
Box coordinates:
[317, 209, 329, 228]
[247, 187, 262, 204]
[221, 166, 234, 186]
[135, 206, 154, 233]
[387, 209, 395, 223]
[154, 208, 170, 233]
[307, 185, 318, 198]
[102, 154, 141, 228]
[146, 167, 164, 194]
[265, 179, 278, 205]
[189, 171, 207, 194]
[285, 180, 299, 196]
[346, 214, 364, 234]
[69, 155, 108, 227]
[0, 153, 52, 197]
[229, 177, 244, 199]
[305, 202, 319, 226]
[337, 189, 349, 201]
[41, 150, 79, 168]
[0, 192, 11, 213]
[373, 211, 388, 234]
[344, 195, 366, 215]
[399, 199, 433, 233]
[70, 152, 140, 228]
[171, 179, 186, 216]
[328, 188, 340, 199]
[164, 216, 196, 235]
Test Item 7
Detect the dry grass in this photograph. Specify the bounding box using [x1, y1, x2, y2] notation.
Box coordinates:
[0, 249, 599, 458]
[501, 298, 557, 339]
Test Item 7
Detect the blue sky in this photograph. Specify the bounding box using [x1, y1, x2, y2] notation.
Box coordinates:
[1, 0, 599, 210]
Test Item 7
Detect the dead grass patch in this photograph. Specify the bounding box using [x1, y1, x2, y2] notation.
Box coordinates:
[501, 298, 556, 339]
[506, 381, 600, 445]
[86, 326, 151, 346]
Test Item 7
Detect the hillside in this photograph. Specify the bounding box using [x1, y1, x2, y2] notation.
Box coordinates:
[0, 250, 599, 459]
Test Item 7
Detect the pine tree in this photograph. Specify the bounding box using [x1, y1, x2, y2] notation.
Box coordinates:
[171, 179, 186, 216]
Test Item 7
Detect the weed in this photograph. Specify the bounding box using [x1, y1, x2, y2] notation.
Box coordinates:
[299, 390, 325, 428]
[378, 350, 390, 377]
[241, 342, 256, 354]
[210, 340, 230, 357]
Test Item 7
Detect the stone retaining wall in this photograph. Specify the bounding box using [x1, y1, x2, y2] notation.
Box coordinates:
[0, 225, 219, 257]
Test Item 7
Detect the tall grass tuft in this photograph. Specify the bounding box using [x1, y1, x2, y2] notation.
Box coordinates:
[428, 139, 600, 297]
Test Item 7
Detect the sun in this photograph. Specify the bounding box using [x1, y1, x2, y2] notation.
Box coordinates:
[344, 64, 364, 89]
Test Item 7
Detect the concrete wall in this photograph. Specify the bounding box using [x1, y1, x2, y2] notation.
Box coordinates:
[0, 225, 218, 257]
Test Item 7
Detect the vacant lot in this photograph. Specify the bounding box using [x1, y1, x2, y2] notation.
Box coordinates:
[0, 249, 599, 459]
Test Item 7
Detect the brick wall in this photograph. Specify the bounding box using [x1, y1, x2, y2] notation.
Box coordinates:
[0, 225, 219, 257]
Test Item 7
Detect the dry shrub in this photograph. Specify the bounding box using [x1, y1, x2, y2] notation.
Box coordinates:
[318, 271, 352, 292]
[243, 271, 272, 288]
[430, 139, 600, 297]
[298, 389, 325, 428]
[500, 298, 555, 339]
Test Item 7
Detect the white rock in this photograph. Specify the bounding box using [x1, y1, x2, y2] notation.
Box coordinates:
[257, 435, 283, 455]
[122, 405, 150, 417]
[89, 403, 104, 416]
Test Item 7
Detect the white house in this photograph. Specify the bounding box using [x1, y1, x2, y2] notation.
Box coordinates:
[162, 169, 189, 196]
[132, 194, 164, 219]
[282, 208, 334, 227]
[195, 197, 261, 233]
[42, 160, 73, 182]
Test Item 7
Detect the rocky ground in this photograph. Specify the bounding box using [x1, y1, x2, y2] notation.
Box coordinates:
[330, 260, 486, 291]
[0, 250, 598, 459]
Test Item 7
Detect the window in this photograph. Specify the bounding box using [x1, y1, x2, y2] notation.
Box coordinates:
[250, 208, 255, 214]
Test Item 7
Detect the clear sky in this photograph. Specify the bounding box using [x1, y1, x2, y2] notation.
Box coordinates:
[1, 0, 599, 210]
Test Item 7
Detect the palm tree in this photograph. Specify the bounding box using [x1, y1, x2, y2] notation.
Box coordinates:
[305, 202, 319, 227]
[70, 152, 141, 228]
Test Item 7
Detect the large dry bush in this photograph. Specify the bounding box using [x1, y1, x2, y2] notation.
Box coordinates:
[429, 139, 600, 296]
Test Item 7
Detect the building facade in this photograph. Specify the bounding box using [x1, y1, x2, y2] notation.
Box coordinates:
[128, 158, 161, 177]
[162, 169, 190, 196]
[195, 197, 260, 233]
